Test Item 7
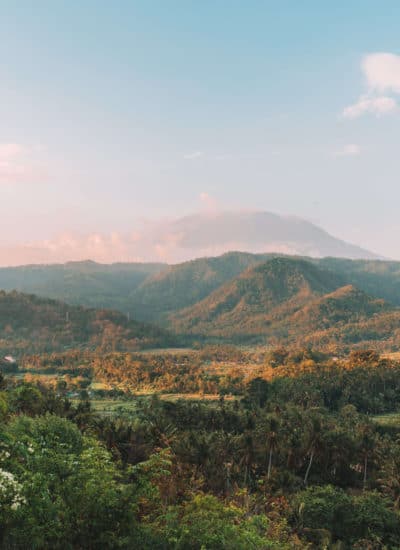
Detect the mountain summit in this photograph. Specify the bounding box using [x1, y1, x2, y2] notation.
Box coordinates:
[158, 211, 379, 261]
[0, 210, 379, 266]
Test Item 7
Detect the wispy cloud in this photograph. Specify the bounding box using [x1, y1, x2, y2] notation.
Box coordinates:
[183, 151, 204, 160]
[333, 144, 361, 157]
[343, 52, 400, 119]
[0, 143, 46, 183]
[343, 95, 397, 119]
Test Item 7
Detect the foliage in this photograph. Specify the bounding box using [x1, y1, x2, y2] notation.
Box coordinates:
[0, 290, 173, 355]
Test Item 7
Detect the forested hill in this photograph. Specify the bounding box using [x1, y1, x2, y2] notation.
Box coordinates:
[0, 290, 172, 354]
[128, 251, 273, 321]
[171, 258, 400, 348]
[3, 254, 400, 325]
[317, 257, 400, 306]
[0, 260, 165, 313]
[172, 257, 344, 329]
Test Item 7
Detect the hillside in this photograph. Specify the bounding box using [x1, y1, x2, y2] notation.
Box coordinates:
[171, 258, 400, 348]
[129, 251, 272, 321]
[0, 290, 172, 355]
[316, 257, 400, 306]
[3, 253, 400, 329]
[289, 285, 388, 330]
[0, 261, 166, 313]
[171, 258, 345, 338]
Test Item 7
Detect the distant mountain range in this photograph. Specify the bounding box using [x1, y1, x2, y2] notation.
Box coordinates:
[1, 252, 400, 350]
[0, 210, 381, 266]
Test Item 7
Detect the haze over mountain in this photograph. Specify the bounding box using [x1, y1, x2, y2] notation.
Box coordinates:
[3, 252, 400, 324]
[0, 211, 380, 267]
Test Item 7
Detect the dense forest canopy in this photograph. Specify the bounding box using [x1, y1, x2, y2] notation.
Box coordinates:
[0, 290, 173, 354]
[2, 253, 400, 350]
[2, 252, 400, 322]
[1, 348, 400, 548]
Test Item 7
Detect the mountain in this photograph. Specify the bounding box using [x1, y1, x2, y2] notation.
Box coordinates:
[0, 290, 172, 355]
[2, 252, 400, 325]
[171, 258, 345, 338]
[159, 211, 380, 261]
[0, 210, 380, 266]
[1, 254, 400, 351]
[288, 285, 389, 333]
[316, 257, 400, 306]
[0, 261, 165, 313]
[129, 251, 272, 321]
[170, 258, 400, 348]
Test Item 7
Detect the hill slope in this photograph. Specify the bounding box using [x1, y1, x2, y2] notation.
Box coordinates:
[0, 290, 172, 355]
[129, 251, 272, 321]
[171, 258, 400, 348]
[171, 258, 344, 337]
[3, 252, 400, 326]
[316, 257, 400, 306]
[290, 285, 388, 330]
[0, 261, 166, 313]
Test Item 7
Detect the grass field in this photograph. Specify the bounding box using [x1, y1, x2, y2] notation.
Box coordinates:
[72, 393, 232, 416]
[90, 399, 138, 415]
[372, 412, 400, 427]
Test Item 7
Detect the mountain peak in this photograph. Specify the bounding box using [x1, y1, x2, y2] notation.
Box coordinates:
[0, 210, 380, 267]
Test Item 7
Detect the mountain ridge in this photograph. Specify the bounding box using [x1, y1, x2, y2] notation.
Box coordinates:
[169, 258, 400, 349]
[0, 210, 381, 266]
[0, 290, 172, 354]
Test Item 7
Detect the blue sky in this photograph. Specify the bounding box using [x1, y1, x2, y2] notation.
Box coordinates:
[1, 1, 400, 260]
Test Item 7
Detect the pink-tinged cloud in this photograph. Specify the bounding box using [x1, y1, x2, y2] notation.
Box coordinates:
[0, 143, 47, 184]
[333, 144, 361, 157]
[343, 52, 400, 119]
[0, 210, 380, 267]
[199, 192, 218, 212]
[343, 95, 397, 119]
[363, 52, 400, 93]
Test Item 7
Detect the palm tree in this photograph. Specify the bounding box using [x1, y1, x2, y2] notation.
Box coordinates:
[265, 414, 280, 480]
[358, 423, 376, 490]
[303, 410, 325, 486]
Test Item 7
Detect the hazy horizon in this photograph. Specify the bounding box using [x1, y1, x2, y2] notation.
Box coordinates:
[0, 209, 383, 267]
[1, 2, 400, 260]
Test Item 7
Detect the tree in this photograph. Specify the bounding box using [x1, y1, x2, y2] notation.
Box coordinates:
[155, 494, 283, 549]
[244, 378, 269, 408]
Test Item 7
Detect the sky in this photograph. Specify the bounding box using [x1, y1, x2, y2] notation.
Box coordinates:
[1, 1, 400, 261]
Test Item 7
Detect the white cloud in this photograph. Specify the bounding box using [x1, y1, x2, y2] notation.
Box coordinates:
[343, 52, 400, 119]
[0, 143, 46, 183]
[333, 144, 361, 157]
[183, 151, 204, 160]
[363, 52, 400, 93]
[343, 95, 397, 119]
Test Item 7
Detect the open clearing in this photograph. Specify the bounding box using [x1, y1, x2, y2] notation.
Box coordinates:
[372, 412, 400, 427]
